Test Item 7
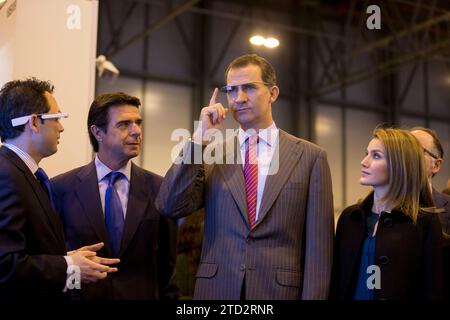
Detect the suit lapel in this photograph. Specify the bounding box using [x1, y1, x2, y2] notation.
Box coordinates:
[75, 162, 109, 247]
[0, 147, 65, 245]
[256, 130, 303, 226]
[119, 163, 149, 256]
[218, 134, 249, 225]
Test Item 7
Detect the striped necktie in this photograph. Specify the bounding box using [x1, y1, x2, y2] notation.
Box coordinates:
[243, 135, 258, 229]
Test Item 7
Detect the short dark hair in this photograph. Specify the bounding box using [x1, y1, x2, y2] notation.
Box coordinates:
[410, 126, 444, 159]
[0, 78, 54, 142]
[225, 54, 277, 86]
[88, 92, 141, 152]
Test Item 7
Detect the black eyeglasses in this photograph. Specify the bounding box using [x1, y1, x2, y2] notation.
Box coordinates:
[423, 148, 440, 160]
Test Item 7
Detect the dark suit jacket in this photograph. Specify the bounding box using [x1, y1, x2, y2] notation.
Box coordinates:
[156, 130, 334, 300]
[332, 192, 443, 300]
[0, 146, 67, 300]
[433, 188, 450, 300]
[433, 189, 450, 235]
[51, 161, 178, 300]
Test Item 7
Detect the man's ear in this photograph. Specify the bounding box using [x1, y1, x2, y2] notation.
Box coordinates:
[432, 158, 442, 174]
[90, 125, 105, 143]
[28, 114, 40, 134]
[269, 85, 280, 104]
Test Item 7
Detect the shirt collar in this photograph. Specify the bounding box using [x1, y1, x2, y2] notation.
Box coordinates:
[238, 122, 279, 148]
[2, 142, 39, 174]
[95, 155, 131, 182]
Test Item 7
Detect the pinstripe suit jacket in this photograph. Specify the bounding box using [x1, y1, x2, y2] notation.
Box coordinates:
[156, 130, 334, 300]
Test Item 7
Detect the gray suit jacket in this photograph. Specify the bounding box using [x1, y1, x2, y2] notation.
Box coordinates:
[156, 130, 334, 300]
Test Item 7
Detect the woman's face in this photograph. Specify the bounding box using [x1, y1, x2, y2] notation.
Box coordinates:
[360, 138, 389, 189]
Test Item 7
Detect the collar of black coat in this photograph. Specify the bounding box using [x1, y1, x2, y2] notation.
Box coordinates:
[350, 191, 413, 223]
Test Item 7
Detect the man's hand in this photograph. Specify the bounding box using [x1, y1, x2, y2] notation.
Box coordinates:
[69, 242, 120, 284]
[192, 88, 228, 144]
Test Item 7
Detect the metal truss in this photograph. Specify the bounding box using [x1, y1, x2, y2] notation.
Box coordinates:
[97, 0, 450, 123]
[308, 0, 450, 99]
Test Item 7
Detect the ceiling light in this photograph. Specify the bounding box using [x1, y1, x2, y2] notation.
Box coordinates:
[249, 35, 280, 48]
[264, 38, 280, 48]
[249, 35, 265, 46]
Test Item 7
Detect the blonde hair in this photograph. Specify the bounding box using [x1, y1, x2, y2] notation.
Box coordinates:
[373, 127, 433, 223]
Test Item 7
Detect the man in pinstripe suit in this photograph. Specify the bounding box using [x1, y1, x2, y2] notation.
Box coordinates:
[156, 54, 334, 300]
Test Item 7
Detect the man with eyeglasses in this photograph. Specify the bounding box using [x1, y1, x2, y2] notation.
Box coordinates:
[157, 54, 334, 300]
[0, 78, 119, 300]
[410, 127, 450, 299]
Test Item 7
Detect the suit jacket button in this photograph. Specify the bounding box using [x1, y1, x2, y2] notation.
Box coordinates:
[383, 218, 393, 227]
[379, 255, 389, 265]
[240, 264, 246, 271]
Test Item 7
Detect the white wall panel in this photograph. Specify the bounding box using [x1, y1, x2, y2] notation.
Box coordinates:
[0, 0, 98, 177]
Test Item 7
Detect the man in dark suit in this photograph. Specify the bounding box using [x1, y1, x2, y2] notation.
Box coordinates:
[156, 54, 334, 300]
[411, 127, 450, 299]
[410, 128, 450, 231]
[0, 78, 119, 300]
[51, 92, 178, 300]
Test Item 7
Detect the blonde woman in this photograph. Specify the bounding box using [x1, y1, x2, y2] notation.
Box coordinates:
[332, 127, 443, 300]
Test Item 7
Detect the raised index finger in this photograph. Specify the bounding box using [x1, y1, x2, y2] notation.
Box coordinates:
[209, 88, 219, 106]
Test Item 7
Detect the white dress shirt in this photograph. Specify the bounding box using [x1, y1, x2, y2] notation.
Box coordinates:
[95, 155, 131, 219]
[237, 122, 279, 222]
[2, 142, 39, 175]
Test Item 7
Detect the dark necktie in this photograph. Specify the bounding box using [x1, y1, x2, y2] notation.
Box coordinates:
[35, 168, 54, 204]
[243, 136, 258, 229]
[105, 172, 124, 257]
